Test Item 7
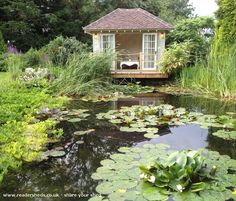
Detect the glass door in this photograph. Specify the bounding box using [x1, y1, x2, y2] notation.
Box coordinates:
[142, 33, 157, 70]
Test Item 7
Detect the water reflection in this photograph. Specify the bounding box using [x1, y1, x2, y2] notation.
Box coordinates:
[1, 92, 236, 201]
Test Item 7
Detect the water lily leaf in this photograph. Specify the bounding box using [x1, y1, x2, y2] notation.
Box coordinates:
[212, 130, 236, 140]
[91, 144, 236, 201]
[96, 182, 115, 195]
[74, 129, 95, 136]
[68, 118, 82, 123]
[142, 185, 168, 201]
[88, 196, 104, 201]
[144, 133, 160, 139]
[41, 150, 66, 159]
[109, 119, 122, 124]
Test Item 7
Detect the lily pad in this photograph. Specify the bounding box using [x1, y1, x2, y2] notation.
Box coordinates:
[89, 144, 236, 201]
[41, 149, 66, 160]
[96, 104, 236, 141]
[212, 130, 236, 140]
[74, 129, 95, 136]
[68, 118, 82, 123]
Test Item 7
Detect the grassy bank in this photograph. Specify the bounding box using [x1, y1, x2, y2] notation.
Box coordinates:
[0, 76, 67, 182]
[178, 45, 236, 100]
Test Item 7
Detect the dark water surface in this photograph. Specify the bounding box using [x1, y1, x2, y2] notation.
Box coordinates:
[1, 93, 236, 201]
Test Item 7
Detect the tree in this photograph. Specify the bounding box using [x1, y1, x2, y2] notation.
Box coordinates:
[0, 0, 42, 51]
[167, 17, 215, 61]
[214, 0, 236, 48]
[0, 0, 194, 51]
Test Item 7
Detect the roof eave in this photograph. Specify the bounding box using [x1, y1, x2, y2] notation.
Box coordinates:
[83, 27, 174, 33]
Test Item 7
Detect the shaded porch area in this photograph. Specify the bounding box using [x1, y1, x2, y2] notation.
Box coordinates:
[115, 32, 159, 71]
[111, 70, 168, 78]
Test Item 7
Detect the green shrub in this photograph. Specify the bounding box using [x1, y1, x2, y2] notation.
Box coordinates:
[167, 17, 215, 61]
[159, 42, 192, 74]
[0, 31, 7, 54]
[22, 48, 44, 69]
[0, 80, 67, 182]
[53, 52, 113, 96]
[0, 54, 7, 72]
[43, 36, 89, 66]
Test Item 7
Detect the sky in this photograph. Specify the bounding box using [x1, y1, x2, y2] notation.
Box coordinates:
[189, 0, 218, 16]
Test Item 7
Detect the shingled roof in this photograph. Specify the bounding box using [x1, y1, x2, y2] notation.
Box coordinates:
[83, 8, 174, 32]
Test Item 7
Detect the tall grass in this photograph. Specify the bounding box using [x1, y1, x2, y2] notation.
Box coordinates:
[6, 54, 24, 79]
[53, 52, 114, 96]
[179, 44, 236, 99]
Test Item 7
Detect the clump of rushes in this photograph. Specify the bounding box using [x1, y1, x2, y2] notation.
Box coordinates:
[140, 150, 216, 193]
[179, 43, 236, 100]
[53, 52, 114, 96]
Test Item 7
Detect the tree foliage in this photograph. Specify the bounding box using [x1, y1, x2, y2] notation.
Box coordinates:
[0, 0, 194, 51]
[167, 17, 215, 60]
[214, 0, 236, 48]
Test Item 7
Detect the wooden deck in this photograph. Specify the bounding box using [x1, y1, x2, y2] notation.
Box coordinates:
[111, 70, 168, 79]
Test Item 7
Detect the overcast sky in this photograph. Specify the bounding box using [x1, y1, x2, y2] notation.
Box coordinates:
[189, 0, 218, 16]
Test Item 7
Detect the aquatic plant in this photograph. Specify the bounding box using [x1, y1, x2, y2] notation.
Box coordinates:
[140, 150, 210, 193]
[52, 52, 113, 96]
[89, 144, 236, 201]
[179, 43, 236, 100]
[96, 104, 236, 139]
[0, 79, 67, 183]
[212, 130, 236, 141]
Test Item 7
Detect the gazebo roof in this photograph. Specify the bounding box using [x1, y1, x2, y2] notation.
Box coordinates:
[83, 8, 174, 32]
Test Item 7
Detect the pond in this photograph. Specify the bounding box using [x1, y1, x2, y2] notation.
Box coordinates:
[0, 92, 236, 201]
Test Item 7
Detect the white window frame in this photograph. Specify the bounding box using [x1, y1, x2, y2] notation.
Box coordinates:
[142, 33, 158, 70]
[100, 34, 115, 53]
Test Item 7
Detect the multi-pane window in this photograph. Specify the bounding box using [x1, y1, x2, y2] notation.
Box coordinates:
[143, 34, 157, 69]
[101, 34, 115, 52]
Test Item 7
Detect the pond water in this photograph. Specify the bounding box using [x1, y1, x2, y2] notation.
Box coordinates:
[1, 93, 236, 201]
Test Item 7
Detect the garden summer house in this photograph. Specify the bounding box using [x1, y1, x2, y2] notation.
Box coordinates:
[83, 8, 174, 78]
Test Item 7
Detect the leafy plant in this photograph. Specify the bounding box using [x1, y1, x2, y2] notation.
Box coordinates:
[43, 36, 89, 66]
[140, 150, 211, 194]
[0, 54, 8, 72]
[167, 17, 215, 61]
[214, 0, 236, 49]
[159, 42, 192, 74]
[0, 77, 67, 183]
[22, 48, 45, 69]
[0, 31, 7, 54]
[90, 144, 236, 201]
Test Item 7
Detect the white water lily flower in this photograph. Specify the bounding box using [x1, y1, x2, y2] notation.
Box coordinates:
[148, 176, 156, 183]
[176, 184, 183, 192]
[140, 173, 147, 179]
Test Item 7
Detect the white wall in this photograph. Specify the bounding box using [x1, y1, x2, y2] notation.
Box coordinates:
[157, 32, 166, 62]
[92, 34, 101, 52]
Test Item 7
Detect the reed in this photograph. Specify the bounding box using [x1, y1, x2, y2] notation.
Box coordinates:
[179, 44, 236, 99]
[53, 52, 114, 96]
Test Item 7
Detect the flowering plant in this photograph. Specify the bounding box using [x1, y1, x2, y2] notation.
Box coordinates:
[140, 150, 216, 193]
